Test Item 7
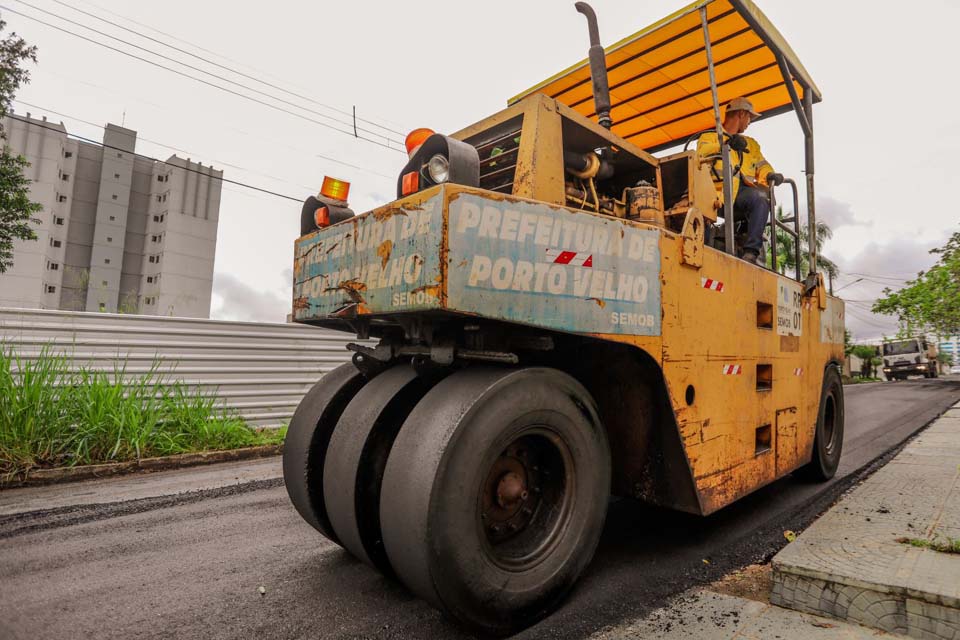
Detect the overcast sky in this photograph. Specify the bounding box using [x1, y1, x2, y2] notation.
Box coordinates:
[6, 0, 958, 341]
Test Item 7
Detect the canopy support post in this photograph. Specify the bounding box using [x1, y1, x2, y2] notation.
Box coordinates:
[803, 88, 818, 281]
[700, 6, 735, 256]
[776, 54, 811, 138]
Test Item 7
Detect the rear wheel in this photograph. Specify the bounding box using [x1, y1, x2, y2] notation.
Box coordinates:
[797, 366, 844, 481]
[380, 367, 610, 634]
[282, 362, 368, 543]
[323, 364, 443, 574]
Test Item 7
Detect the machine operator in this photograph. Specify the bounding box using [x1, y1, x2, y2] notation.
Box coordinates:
[697, 97, 784, 265]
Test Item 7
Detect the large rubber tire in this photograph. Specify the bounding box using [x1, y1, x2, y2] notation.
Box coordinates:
[797, 366, 844, 481]
[323, 364, 442, 574]
[380, 366, 611, 634]
[282, 362, 368, 543]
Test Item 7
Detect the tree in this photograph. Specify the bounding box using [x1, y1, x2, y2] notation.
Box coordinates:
[768, 206, 838, 281]
[0, 18, 40, 273]
[872, 231, 960, 337]
[851, 344, 880, 379]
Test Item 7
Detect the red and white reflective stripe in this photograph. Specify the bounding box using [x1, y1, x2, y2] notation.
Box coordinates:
[721, 364, 743, 375]
[701, 277, 724, 292]
[794, 368, 804, 376]
[545, 248, 593, 267]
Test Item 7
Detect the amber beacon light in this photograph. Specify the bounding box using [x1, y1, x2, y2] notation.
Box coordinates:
[320, 176, 351, 202]
[299, 175, 355, 235]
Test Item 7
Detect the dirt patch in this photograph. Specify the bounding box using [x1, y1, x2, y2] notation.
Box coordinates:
[708, 563, 772, 603]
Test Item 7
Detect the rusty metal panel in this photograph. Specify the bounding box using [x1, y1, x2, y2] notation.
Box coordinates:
[292, 190, 445, 320]
[446, 192, 661, 336]
[775, 406, 799, 476]
[820, 296, 845, 344]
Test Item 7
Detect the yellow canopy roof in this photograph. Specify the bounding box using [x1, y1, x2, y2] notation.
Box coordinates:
[509, 0, 820, 153]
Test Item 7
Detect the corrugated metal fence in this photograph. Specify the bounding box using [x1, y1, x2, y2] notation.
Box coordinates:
[0, 308, 361, 426]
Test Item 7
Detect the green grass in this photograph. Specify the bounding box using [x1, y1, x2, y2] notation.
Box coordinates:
[896, 536, 960, 555]
[0, 347, 285, 481]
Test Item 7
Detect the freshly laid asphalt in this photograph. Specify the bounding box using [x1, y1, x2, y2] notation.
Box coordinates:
[1, 377, 958, 640]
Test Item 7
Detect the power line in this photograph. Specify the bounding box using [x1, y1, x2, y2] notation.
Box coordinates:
[14, 100, 319, 193]
[7, 112, 302, 202]
[69, 0, 409, 133]
[845, 271, 916, 282]
[13, 0, 404, 146]
[16, 82, 396, 181]
[48, 0, 407, 138]
[2, 4, 405, 153]
[845, 308, 896, 331]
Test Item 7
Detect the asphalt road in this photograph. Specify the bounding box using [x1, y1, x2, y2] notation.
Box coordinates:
[2, 377, 958, 640]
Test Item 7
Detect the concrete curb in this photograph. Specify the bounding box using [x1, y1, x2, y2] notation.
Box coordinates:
[2, 445, 283, 489]
[771, 404, 960, 639]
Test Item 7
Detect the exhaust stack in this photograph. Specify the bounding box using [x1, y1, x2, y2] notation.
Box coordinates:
[575, 2, 612, 130]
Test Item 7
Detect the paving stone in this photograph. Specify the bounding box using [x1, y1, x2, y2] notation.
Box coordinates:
[773, 402, 960, 639]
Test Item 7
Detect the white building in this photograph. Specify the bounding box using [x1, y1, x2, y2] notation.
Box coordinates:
[0, 112, 221, 318]
[939, 336, 959, 365]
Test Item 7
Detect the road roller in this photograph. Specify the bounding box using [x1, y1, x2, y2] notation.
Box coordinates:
[283, 0, 844, 633]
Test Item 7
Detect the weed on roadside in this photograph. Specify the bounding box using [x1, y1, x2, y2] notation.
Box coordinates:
[895, 536, 960, 555]
[0, 347, 285, 482]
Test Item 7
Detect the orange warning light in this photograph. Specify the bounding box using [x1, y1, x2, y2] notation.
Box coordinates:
[401, 171, 419, 196]
[314, 206, 330, 228]
[405, 128, 435, 157]
[320, 176, 350, 202]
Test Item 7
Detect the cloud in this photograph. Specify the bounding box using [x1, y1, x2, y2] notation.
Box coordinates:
[835, 236, 940, 283]
[832, 234, 945, 341]
[210, 271, 289, 323]
[817, 196, 869, 231]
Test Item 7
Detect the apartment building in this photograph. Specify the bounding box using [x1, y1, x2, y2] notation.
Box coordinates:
[0, 111, 222, 318]
[940, 336, 959, 365]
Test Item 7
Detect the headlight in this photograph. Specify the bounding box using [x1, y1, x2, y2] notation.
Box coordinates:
[427, 154, 449, 183]
[396, 133, 479, 199]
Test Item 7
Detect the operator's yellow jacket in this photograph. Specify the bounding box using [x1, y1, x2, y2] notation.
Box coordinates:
[696, 132, 775, 204]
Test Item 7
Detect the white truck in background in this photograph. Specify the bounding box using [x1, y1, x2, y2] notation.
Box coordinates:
[882, 337, 939, 380]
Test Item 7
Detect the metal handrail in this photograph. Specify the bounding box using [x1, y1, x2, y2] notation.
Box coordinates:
[768, 178, 802, 281]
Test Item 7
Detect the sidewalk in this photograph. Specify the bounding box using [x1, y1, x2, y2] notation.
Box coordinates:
[772, 402, 960, 639]
[0, 456, 282, 517]
[589, 586, 896, 639]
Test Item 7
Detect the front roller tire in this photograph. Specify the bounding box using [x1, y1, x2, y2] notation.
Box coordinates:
[380, 367, 611, 635]
[323, 365, 442, 574]
[797, 365, 844, 481]
[282, 362, 368, 543]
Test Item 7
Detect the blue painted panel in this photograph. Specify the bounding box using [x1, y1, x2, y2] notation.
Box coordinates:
[447, 194, 662, 336]
[292, 193, 444, 321]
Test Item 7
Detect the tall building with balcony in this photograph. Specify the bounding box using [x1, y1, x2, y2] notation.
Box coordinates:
[0, 111, 221, 317]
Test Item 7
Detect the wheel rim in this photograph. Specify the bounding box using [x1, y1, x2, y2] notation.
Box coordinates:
[822, 389, 838, 456]
[478, 428, 574, 571]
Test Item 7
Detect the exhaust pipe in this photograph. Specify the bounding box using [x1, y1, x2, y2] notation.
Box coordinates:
[575, 2, 612, 130]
